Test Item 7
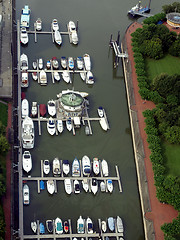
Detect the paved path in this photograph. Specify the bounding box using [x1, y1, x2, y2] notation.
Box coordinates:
[125, 21, 178, 240]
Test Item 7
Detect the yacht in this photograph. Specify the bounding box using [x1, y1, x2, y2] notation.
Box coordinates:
[47, 117, 56, 135]
[82, 155, 91, 176]
[82, 179, 89, 192]
[66, 118, 72, 131]
[116, 216, 123, 233]
[62, 160, 70, 175]
[62, 70, 71, 83]
[53, 157, 61, 176]
[101, 159, 109, 177]
[52, 57, 59, 69]
[68, 21, 78, 45]
[52, 19, 59, 31]
[107, 179, 113, 193]
[20, 5, 30, 28]
[39, 222, 45, 234]
[100, 181, 106, 192]
[61, 56, 67, 69]
[22, 116, 34, 149]
[21, 98, 29, 118]
[54, 30, 62, 45]
[35, 18, 42, 31]
[64, 220, 69, 233]
[31, 102, 37, 117]
[47, 180, 55, 194]
[74, 180, 80, 194]
[93, 158, 99, 175]
[46, 219, 53, 233]
[64, 178, 72, 194]
[99, 118, 108, 131]
[101, 220, 107, 232]
[32, 72, 38, 81]
[72, 157, 80, 177]
[21, 71, 29, 88]
[91, 178, 98, 195]
[57, 119, 64, 133]
[83, 54, 91, 71]
[38, 58, 43, 69]
[108, 217, 115, 232]
[86, 71, 94, 85]
[54, 71, 61, 81]
[20, 27, 28, 44]
[86, 217, 93, 234]
[43, 159, 50, 175]
[97, 106, 104, 118]
[68, 57, 74, 69]
[77, 216, 84, 233]
[23, 184, 29, 205]
[22, 151, 32, 173]
[20, 53, 28, 71]
[31, 221, 37, 233]
[55, 217, 63, 234]
[39, 70, 47, 85]
[47, 100, 56, 117]
[76, 57, 84, 70]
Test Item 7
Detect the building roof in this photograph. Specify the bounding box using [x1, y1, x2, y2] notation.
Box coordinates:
[166, 12, 180, 25]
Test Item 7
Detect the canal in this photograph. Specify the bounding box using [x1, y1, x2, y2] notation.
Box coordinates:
[15, 0, 175, 239]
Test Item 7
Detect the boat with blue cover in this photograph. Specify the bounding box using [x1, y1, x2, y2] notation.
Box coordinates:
[77, 215, 84, 233]
[40, 180, 45, 190]
[128, 1, 150, 17]
[55, 217, 63, 234]
[20, 5, 31, 28]
[108, 217, 114, 231]
[39, 222, 45, 234]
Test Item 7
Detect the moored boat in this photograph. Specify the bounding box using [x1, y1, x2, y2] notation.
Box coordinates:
[53, 157, 61, 176]
[97, 106, 104, 118]
[66, 117, 72, 131]
[74, 179, 80, 194]
[68, 57, 74, 69]
[22, 150, 32, 173]
[22, 98, 29, 118]
[39, 222, 45, 234]
[32, 61, 37, 69]
[91, 178, 98, 195]
[93, 158, 99, 175]
[35, 18, 42, 31]
[54, 71, 61, 81]
[55, 217, 63, 234]
[39, 104, 46, 117]
[101, 159, 109, 176]
[23, 184, 29, 205]
[20, 53, 28, 70]
[101, 220, 107, 232]
[82, 155, 91, 176]
[54, 30, 62, 45]
[64, 220, 69, 233]
[61, 56, 67, 69]
[116, 216, 123, 233]
[38, 58, 43, 69]
[31, 221, 37, 233]
[40, 70, 47, 85]
[99, 118, 108, 131]
[82, 179, 89, 192]
[21, 71, 29, 88]
[31, 102, 37, 117]
[57, 119, 64, 133]
[77, 57, 84, 70]
[43, 159, 50, 174]
[83, 53, 91, 71]
[47, 180, 55, 194]
[77, 215, 84, 233]
[46, 219, 53, 233]
[40, 180, 45, 190]
[47, 117, 56, 135]
[64, 178, 72, 194]
[20, 5, 30, 28]
[46, 60, 51, 69]
[107, 179, 113, 193]
[62, 70, 71, 83]
[20, 27, 28, 45]
[108, 217, 114, 232]
[47, 100, 56, 116]
[52, 57, 59, 69]
[100, 181, 106, 192]
[72, 157, 80, 177]
[22, 116, 34, 149]
[86, 217, 93, 234]
[86, 71, 94, 85]
[62, 160, 70, 175]
[80, 71, 86, 81]
[52, 19, 59, 31]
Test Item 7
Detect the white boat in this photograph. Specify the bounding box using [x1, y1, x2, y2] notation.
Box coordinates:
[86, 217, 93, 234]
[20, 27, 28, 44]
[68, 57, 74, 69]
[22, 99, 29, 118]
[68, 21, 78, 44]
[53, 157, 61, 176]
[68, 20, 76, 32]
[38, 58, 43, 69]
[54, 71, 61, 81]
[64, 178, 72, 194]
[97, 106, 104, 118]
[82, 155, 91, 176]
[62, 160, 70, 175]
[35, 18, 42, 31]
[40, 70, 47, 85]
[74, 180, 80, 194]
[47, 117, 56, 135]
[86, 71, 94, 85]
[91, 178, 98, 195]
[52, 19, 59, 31]
[93, 158, 99, 175]
[32, 61, 37, 69]
[47, 100, 56, 117]
[31, 221, 37, 233]
[52, 57, 59, 69]
[66, 118, 72, 131]
[32, 72, 38, 81]
[31, 102, 37, 117]
[61, 57, 67, 69]
[107, 179, 113, 193]
[72, 157, 80, 177]
[99, 118, 108, 131]
[108, 217, 115, 232]
[22, 116, 34, 149]
[101, 221, 107, 232]
[85, 125, 90, 136]
[100, 181, 106, 192]
[80, 72, 86, 81]
[23, 184, 29, 205]
[60, 89, 88, 98]
[20, 5, 31, 28]
[54, 30, 62, 45]
[55, 217, 63, 234]
[20, 53, 28, 70]
[43, 159, 50, 175]
[77, 216, 84, 233]
[71, 31, 78, 45]
[116, 216, 123, 233]
[57, 119, 64, 133]
[47, 180, 55, 194]
[101, 159, 109, 176]
[82, 179, 89, 192]
[77, 57, 84, 70]
[22, 151, 32, 173]
[62, 71, 71, 83]
[83, 54, 91, 71]
[21, 71, 29, 88]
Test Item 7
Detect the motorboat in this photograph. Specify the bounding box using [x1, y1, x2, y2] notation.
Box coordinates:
[64, 178, 72, 194]
[31, 221, 37, 233]
[38, 58, 43, 69]
[61, 56, 67, 69]
[82, 155, 91, 176]
[77, 215, 84, 233]
[91, 178, 98, 195]
[22, 116, 34, 149]
[54, 30, 62, 45]
[55, 217, 63, 234]
[20, 53, 28, 70]
[82, 179, 89, 192]
[85, 125, 90, 136]
[68, 20, 76, 32]
[74, 180, 80, 194]
[68, 57, 74, 69]
[20, 27, 28, 44]
[57, 119, 64, 133]
[47, 100, 56, 116]
[101, 159, 109, 176]
[52, 19, 59, 31]
[32, 72, 38, 81]
[128, 2, 150, 17]
[43, 159, 50, 174]
[39, 222, 45, 234]
[35, 18, 42, 31]
[47, 117, 56, 135]
[83, 54, 91, 71]
[68, 21, 78, 45]
[116, 216, 123, 233]
[32, 61, 37, 69]
[31, 102, 37, 117]
[40, 180, 45, 190]
[53, 157, 61, 176]
[22, 98, 29, 118]
[62, 71, 71, 83]
[108, 217, 114, 232]
[20, 5, 30, 28]
[46, 60, 51, 69]
[86, 71, 94, 84]
[22, 150, 32, 173]
[46, 219, 53, 233]
[39, 104, 46, 117]
[62, 160, 70, 175]
[71, 31, 78, 45]
[21, 71, 29, 88]
[80, 71, 86, 81]
[100, 181, 106, 192]
[101, 220, 107, 232]
[54, 71, 61, 81]
[40, 70, 47, 85]
[60, 89, 88, 98]
[66, 118, 72, 131]
[52, 57, 59, 69]
[77, 57, 84, 70]
[86, 217, 93, 234]
[107, 179, 113, 193]
[93, 158, 99, 175]
[47, 180, 55, 194]
[97, 106, 104, 118]
[72, 157, 80, 177]
[99, 118, 108, 131]
[64, 220, 69, 233]
[23, 184, 29, 205]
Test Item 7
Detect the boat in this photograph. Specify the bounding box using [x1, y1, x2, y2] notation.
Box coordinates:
[52, 57, 59, 69]
[20, 5, 30, 28]
[38, 58, 43, 69]
[128, 1, 150, 17]
[77, 215, 84, 233]
[55, 217, 63, 234]
[68, 20, 76, 32]
[32, 61, 37, 69]
[91, 178, 98, 195]
[107, 217, 114, 232]
[23, 184, 29, 205]
[62, 70, 71, 83]
[53, 157, 61, 176]
[64, 220, 69, 233]
[57, 119, 64, 133]
[80, 71, 86, 81]
[107, 179, 113, 193]
[47, 100, 56, 116]
[101, 159, 109, 176]
[97, 106, 104, 118]
[32, 72, 38, 81]
[93, 158, 100, 175]
[20, 53, 28, 70]
[35, 18, 42, 31]
[47, 117, 56, 135]
[52, 19, 59, 31]
[31, 221, 37, 233]
[64, 178, 72, 194]
[85, 125, 90, 135]
[39, 222, 45, 234]
[86, 217, 93, 234]
[54, 71, 61, 81]
[39, 104, 46, 117]
[77, 57, 84, 70]
[101, 221, 107, 232]
[21, 71, 29, 88]
[40, 70, 47, 85]
[68, 21, 78, 45]
[66, 118, 72, 131]
[62, 160, 70, 175]
[74, 179, 80, 194]
[86, 71, 94, 85]
[61, 56, 67, 69]
[54, 30, 62, 45]
[72, 157, 80, 177]
[22, 150, 32, 173]
[60, 89, 88, 98]
[31, 102, 37, 117]
[20, 27, 28, 44]
[43, 159, 50, 174]
[83, 54, 91, 71]
[46, 60, 51, 69]
[82, 179, 89, 192]
[116, 216, 123, 233]
[22, 116, 34, 149]
[100, 181, 106, 192]
[46, 219, 53, 233]
[71, 31, 78, 45]
[68, 57, 74, 69]
[99, 118, 108, 131]
[82, 155, 91, 176]
[47, 180, 55, 194]
[40, 180, 45, 190]
[22, 98, 29, 118]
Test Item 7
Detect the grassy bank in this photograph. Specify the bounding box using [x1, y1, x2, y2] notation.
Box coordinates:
[0, 102, 8, 127]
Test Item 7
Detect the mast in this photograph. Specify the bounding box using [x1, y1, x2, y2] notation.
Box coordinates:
[148, 0, 151, 9]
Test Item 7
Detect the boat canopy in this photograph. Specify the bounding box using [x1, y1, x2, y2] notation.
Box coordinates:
[61, 93, 83, 107]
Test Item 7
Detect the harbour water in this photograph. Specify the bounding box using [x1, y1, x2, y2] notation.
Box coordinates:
[16, 0, 175, 239]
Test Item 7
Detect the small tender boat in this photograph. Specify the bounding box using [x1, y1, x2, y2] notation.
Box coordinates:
[31, 102, 37, 117]
[77, 215, 84, 233]
[68, 57, 74, 69]
[108, 217, 114, 232]
[57, 119, 64, 133]
[100, 181, 106, 192]
[31, 221, 37, 233]
[85, 125, 90, 136]
[39, 222, 45, 234]
[71, 31, 78, 45]
[22, 151, 32, 173]
[77, 57, 84, 70]
[101, 159, 109, 176]
[47, 117, 56, 135]
[52, 57, 59, 69]
[82, 155, 91, 176]
[91, 178, 98, 195]
[64, 220, 69, 233]
[47, 100, 56, 117]
[74, 180, 80, 194]
[83, 54, 91, 71]
[54, 71, 61, 81]
[23, 184, 29, 205]
[101, 220, 107, 232]
[38, 58, 43, 69]
[97, 106, 104, 118]
[43, 159, 50, 174]
[86, 71, 94, 85]
[39, 104, 46, 117]
[61, 56, 67, 69]
[66, 118, 72, 131]
[72, 157, 80, 177]
[53, 157, 61, 176]
[52, 19, 59, 31]
[55, 217, 63, 234]
[35, 18, 42, 31]
[46, 219, 53, 233]
[64, 178, 72, 194]
[107, 179, 113, 193]
[40, 70, 47, 85]
[117, 216, 123, 233]
[22, 98, 29, 118]
[46, 60, 51, 69]
[20, 53, 28, 71]
[80, 71, 86, 81]
[22, 116, 34, 149]
[86, 217, 93, 234]
[47, 180, 55, 194]
[20, 27, 28, 45]
[54, 30, 62, 45]
[82, 179, 89, 192]
[21, 71, 29, 88]
[93, 158, 99, 175]
[62, 160, 70, 175]
[99, 118, 108, 131]
[32, 72, 38, 81]
[62, 71, 71, 83]
[32, 61, 37, 69]
[40, 180, 45, 190]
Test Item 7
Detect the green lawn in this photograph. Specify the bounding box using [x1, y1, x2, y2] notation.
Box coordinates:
[0, 102, 8, 127]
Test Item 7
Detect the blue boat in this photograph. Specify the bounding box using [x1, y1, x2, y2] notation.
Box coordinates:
[40, 180, 45, 190]
[39, 222, 45, 234]
[128, 1, 150, 17]
[108, 217, 115, 231]
[20, 5, 31, 28]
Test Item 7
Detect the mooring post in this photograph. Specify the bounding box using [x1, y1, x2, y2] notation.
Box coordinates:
[109, 34, 113, 48]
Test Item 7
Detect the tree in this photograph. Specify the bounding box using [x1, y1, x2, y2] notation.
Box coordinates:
[0, 135, 9, 153]
[164, 126, 180, 144]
